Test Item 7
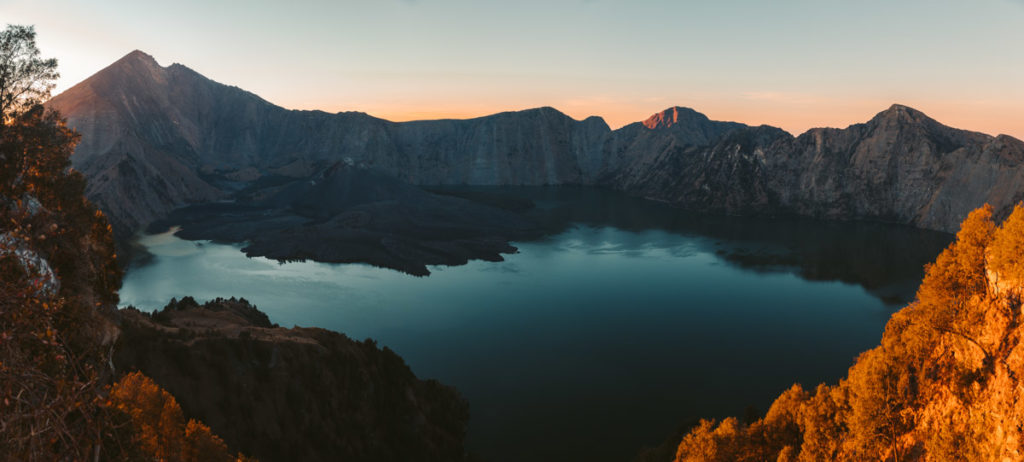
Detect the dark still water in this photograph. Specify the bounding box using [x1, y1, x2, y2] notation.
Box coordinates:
[119, 187, 951, 462]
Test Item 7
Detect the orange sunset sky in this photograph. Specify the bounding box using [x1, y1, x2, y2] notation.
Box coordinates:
[2, 0, 1023, 138]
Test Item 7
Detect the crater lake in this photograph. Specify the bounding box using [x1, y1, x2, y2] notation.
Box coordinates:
[119, 187, 951, 462]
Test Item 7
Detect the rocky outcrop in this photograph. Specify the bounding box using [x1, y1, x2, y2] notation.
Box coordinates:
[113, 297, 469, 462]
[0, 230, 59, 296]
[603, 123, 787, 215]
[769, 105, 1024, 231]
[603, 106, 747, 173]
[605, 104, 1024, 233]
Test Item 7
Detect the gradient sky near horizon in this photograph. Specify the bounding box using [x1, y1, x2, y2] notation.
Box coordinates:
[3, 0, 1023, 138]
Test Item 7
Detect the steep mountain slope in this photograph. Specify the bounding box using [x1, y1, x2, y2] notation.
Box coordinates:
[605, 105, 1024, 232]
[601, 106, 748, 175]
[45, 50, 226, 236]
[47, 50, 1024, 247]
[46, 51, 609, 240]
[1, 87, 471, 459]
[772, 105, 1024, 231]
[387, 108, 609, 185]
[603, 121, 787, 215]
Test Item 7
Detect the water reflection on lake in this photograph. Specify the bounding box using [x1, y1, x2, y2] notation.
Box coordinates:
[120, 187, 951, 462]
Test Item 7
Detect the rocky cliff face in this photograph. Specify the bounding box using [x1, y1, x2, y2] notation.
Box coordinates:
[47, 51, 1024, 240]
[605, 104, 1024, 233]
[772, 105, 1024, 232]
[113, 297, 469, 462]
[46, 51, 609, 239]
[608, 107, 748, 165]
[387, 108, 608, 185]
[602, 120, 787, 215]
[45, 51, 226, 237]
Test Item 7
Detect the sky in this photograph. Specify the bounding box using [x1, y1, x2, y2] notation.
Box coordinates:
[2, 0, 1023, 138]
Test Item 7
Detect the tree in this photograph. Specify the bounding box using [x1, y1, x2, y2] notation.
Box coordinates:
[989, 203, 1024, 291]
[668, 204, 1024, 461]
[795, 384, 848, 462]
[0, 25, 58, 121]
[0, 24, 240, 461]
[0, 24, 123, 460]
[108, 372, 240, 462]
[846, 347, 912, 462]
[914, 205, 996, 365]
[952, 204, 994, 297]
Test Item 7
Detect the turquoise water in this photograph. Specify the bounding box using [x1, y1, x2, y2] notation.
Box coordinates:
[119, 187, 950, 462]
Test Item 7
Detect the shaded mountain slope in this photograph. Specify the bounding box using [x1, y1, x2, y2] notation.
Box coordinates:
[605, 104, 1024, 233]
[770, 105, 1024, 231]
[603, 123, 788, 215]
[1, 89, 472, 459]
[601, 106, 749, 174]
[46, 51, 608, 240]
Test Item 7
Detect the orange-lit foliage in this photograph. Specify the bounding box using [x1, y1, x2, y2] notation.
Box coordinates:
[916, 204, 994, 341]
[989, 204, 1024, 286]
[673, 203, 1024, 461]
[106, 372, 249, 462]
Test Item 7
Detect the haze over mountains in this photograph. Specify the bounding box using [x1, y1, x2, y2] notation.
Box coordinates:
[46, 50, 1024, 258]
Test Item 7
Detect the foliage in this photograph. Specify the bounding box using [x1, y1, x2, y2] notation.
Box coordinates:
[989, 203, 1024, 287]
[0, 23, 120, 460]
[0, 24, 240, 461]
[673, 202, 1024, 461]
[107, 372, 248, 462]
[0, 25, 58, 121]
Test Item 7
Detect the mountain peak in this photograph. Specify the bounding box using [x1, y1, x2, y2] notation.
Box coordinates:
[870, 104, 933, 126]
[642, 107, 709, 130]
[77, 49, 166, 88]
[47, 50, 167, 116]
[112, 49, 160, 68]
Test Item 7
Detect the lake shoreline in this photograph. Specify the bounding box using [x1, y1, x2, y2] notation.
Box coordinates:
[120, 187, 950, 462]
